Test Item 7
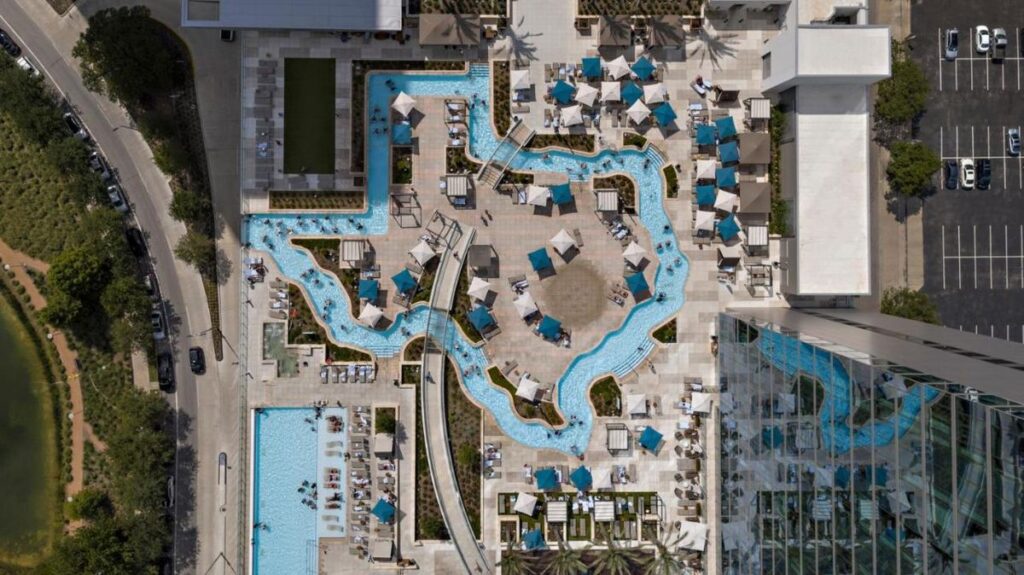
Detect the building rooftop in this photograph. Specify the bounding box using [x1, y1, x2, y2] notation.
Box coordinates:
[797, 26, 891, 79]
[181, 0, 402, 30]
[419, 14, 482, 46]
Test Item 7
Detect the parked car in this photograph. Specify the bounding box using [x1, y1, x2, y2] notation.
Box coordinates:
[960, 158, 976, 190]
[157, 353, 173, 391]
[62, 112, 89, 141]
[107, 184, 128, 213]
[144, 273, 159, 301]
[944, 28, 959, 61]
[993, 28, 1007, 61]
[88, 151, 112, 181]
[976, 159, 992, 190]
[1009, 128, 1021, 156]
[151, 307, 166, 340]
[125, 227, 146, 257]
[188, 346, 205, 375]
[15, 56, 39, 77]
[0, 29, 21, 57]
[976, 26, 991, 53]
[944, 160, 958, 190]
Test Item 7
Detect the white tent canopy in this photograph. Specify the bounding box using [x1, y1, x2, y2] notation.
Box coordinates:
[526, 185, 550, 206]
[627, 394, 647, 416]
[715, 190, 738, 212]
[626, 100, 650, 125]
[410, 240, 437, 266]
[550, 229, 577, 255]
[574, 84, 599, 107]
[600, 81, 621, 102]
[358, 303, 384, 327]
[516, 375, 540, 401]
[467, 277, 491, 301]
[546, 500, 568, 522]
[594, 500, 616, 522]
[696, 159, 718, 179]
[691, 392, 714, 414]
[592, 467, 613, 490]
[607, 55, 631, 80]
[679, 521, 709, 551]
[623, 241, 647, 267]
[643, 82, 668, 104]
[513, 292, 538, 318]
[695, 210, 716, 232]
[514, 492, 538, 516]
[391, 92, 416, 117]
[510, 68, 531, 91]
[561, 105, 584, 127]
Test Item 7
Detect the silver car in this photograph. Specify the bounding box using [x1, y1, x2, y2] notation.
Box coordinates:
[944, 28, 959, 61]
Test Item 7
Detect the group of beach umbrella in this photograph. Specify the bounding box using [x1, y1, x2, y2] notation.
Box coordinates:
[693, 116, 743, 241]
[549, 55, 675, 127]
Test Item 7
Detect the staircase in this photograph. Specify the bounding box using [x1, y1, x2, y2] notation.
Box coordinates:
[612, 339, 657, 378]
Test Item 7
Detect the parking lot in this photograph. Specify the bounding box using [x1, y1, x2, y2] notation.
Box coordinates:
[910, 0, 1024, 342]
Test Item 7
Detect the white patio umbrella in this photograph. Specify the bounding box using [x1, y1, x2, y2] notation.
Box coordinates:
[607, 55, 631, 80]
[510, 68, 531, 91]
[627, 394, 647, 416]
[592, 467, 613, 490]
[516, 375, 540, 401]
[626, 100, 650, 125]
[643, 82, 668, 104]
[600, 81, 621, 102]
[467, 277, 491, 301]
[514, 492, 538, 515]
[391, 92, 416, 117]
[715, 190, 738, 212]
[409, 240, 436, 266]
[695, 159, 717, 180]
[513, 292, 538, 318]
[550, 228, 577, 255]
[574, 84, 599, 107]
[691, 392, 714, 414]
[695, 209, 716, 232]
[358, 303, 384, 327]
[561, 105, 584, 127]
[526, 184, 550, 206]
[622, 241, 647, 267]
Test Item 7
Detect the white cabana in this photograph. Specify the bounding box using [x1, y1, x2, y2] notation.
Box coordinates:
[410, 240, 437, 266]
[592, 467, 613, 490]
[550, 228, 577, 255]
[596, 189, 618, 212]
[526, 184, 551, 206]
[679, 521, 709, 551]
[714, 190, 738, 212]
[594, 500, 616, 522]
[561, 105, 584, 127]
[546, 500, 568, 523]
[695, 210, 716, 232]
[513, 292, 538, 318]
[690, 392, 714, 414]
[607, 425, 629, 452]
[622, 241, 647, 267]
[607, 55, 631, 80]
[510, 68, 531, 91]
[600, 81, 621, 102]
[627, 394, 647, 416]
[516, 375, 540, 401]
[514, 492, 538, 516]
[391, 91, 417, 117]
[358, 303, 384, 327]
[695, 159, 717, 179]
[626, 100, 650, 125]
[372, 540, 394, 561]
[466, 277, 491, 301]
[643, 82, 668, 104]
[574, 84, 599, 107]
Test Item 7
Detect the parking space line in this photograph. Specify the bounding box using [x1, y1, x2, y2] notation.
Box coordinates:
[987, 126, 991, 159]
[991, 325, 995, 337]
[940, 127, 944, 159]
[942, 225, 947, 289]
[1002, 126, 1007, 189]
[1018, 28, 1021, 91]
[989, 225, 993, 290]
[970, 27, 975, 91]
[973, 225, 978, 289]
[955, 126, 960, 158]
[1006, 225, 1010, 289]
[1007, 325, 1011, 340]
[1001, 55, 1006, 90]
[938, 28, 943, 92]
[971, 126, 976, 159]
[987, 49, 991, 91]
[958, 225, 962, 289]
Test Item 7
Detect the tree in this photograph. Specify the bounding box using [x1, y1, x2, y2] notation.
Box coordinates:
[175, 230, 217, 277]
[876, 46, 929, 126]
[41, 290, 84, 327]
[881, 287, 941, 325]
[887, 141, 940, 197]
[65, 488, 113, 522]
[44, 518, 140, 575]
[643, 525, 686, 575]
[375, 409, 397, 435]
[456, 442, 479, 469]
[47, 247, 109, 302]
[169, 189, 212, 231]
[45, 137, 91, 174]
[102, 276, 154, 352]
[590, 528, 641, 575]
[544, 539, 588, 575]
[499, 541, 537, 575]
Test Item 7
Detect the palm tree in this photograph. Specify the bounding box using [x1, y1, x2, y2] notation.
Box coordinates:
[643, 524, 686, 575]
[543, 538, 588, 575]
[499, 541, 537, 575]
[590, 528, 641, 575]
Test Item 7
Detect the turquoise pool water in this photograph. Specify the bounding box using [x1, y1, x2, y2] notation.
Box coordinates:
[247, 65, 688, 454]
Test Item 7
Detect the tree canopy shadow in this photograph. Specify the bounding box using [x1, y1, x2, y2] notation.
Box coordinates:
[496, 16, 541, 63]
[687, 29, 739, 71]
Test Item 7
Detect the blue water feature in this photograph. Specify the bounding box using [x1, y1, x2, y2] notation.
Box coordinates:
[247, 64, 688, 454]
[755, 330, 940, 454]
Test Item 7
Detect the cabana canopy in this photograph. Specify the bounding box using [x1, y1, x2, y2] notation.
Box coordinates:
[739, 131, 771, 165]
[535, 468, 559, 490]
[523, 529, 545, 550]
[593, 467, 613, 490]
[446, 174, 468, 197]
[696, 184, 716, 206]
[467, 277, 491, 300]
[510, 68, 531, 91]
[652, 103, 677, 126]
[695, 159, 717, 180]
[695, 123, 716, 146]
[359, 303, 384, 326]
[631, 57, 655, 80]
[691, 392, 714, 413]
[596, 189, 619, 212]
[514, 492, 538, 515]
[622, 241, 647, 266]
[606, 55, 632, 79]
[371, 498, 395, 523]
[738, 182, 770, 215]
[550, 80, 575, 104]
[719, 141, 740, 164]
[550, 183, 573, 205]
[718, 214, 741, 241]
[468, 306, 495, 332]
[538, 316, 561, 340]
[600, 81, 621, 102]
[410, 240, 436, 266]
[546, 500, 568, 523]
[594, 500, 615, 522]
[561, 104, 584, 127]
[716, 166, 737, 188]
[342, 239, 366, 263]
[391, 92, 416, 117]
[607, 425, 629, 451]
[627, 393, 647, 416]
[639, 426, 663, 452]
[625, 273, 649, 296]
[372, 540, 394, 561]
[526, 184, 550, 206]
[582, 57, 602, 79]
[528, 248, 553, 271]
[513, 292, 538, 318]
[695, 209, 716, 232]
[679, 521, 709, 551]
[626, 100, 650, 125]
[714, 190, 738, 212]
[621, 82, 643, 105]
[714, 115, 737, 139]
[516, 375, 540, 401]
[574, 84, 599, 107]
[358, 279, 379, 300]
[468, 245, 493, 269]
[643, 82, 667, 104]
[392, 269, 416, 294]
[392, 122, 412, 144]
[569, 466, 593, 491]
[550, 228, 576, 255]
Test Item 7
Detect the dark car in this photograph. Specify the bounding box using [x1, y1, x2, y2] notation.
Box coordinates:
[944, 160, 958, 190]
[88, 151, 112, 181]
[157, 353, 174, 391]
[188, 346, 205, 374]
[977, 159, 992, 190]
[0, 29, 21, 58]
[126, 227, 146, 257]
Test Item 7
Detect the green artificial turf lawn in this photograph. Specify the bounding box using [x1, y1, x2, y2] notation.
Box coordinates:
[284, 58, 336, 174]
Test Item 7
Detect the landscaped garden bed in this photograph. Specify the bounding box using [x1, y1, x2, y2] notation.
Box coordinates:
[419, 0, 506, 13]
[577, 0, 692, 15]
[500, 171, 534, 185]
[589, 376, 622, 416]
[446, 146, 481, 174]
[663, 165, 679, 198]
[392, 146, 413, 184]
[401, 364, 422, 384]
[527, 133, 596, 153]
[492, 61, 511, 136]
[594, 174, 636, 211]
[268, 190, 365, 210]
[486, 366, 564, 426]
[653, 318, 677, 343]
[622, 131, 647, 149]
[452, 272, 483, 343]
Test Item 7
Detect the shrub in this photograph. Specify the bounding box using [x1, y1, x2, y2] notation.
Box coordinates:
[887, 141, 940, 197]
[880, 287, 940, 325]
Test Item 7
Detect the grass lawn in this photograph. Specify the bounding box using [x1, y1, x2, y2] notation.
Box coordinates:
[284, 58, 336, 174]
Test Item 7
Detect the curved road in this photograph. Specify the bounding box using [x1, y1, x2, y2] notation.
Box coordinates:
[0, 1, 242, 573]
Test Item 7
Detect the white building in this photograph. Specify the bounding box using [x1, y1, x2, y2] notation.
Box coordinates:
[181, 0, 402, 31]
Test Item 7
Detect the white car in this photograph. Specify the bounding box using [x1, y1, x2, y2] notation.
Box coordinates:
[975, 26, 991, 53]
[960, 158, 975, 190]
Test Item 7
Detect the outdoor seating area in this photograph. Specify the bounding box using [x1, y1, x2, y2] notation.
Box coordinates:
[498, 489, 662, 546]
[348, 407, 399, 562]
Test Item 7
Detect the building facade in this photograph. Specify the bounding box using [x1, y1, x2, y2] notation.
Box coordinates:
[717, 308, 1024, 574]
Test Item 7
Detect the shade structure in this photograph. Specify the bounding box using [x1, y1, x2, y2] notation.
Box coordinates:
[569, 466, 593, 491]
[371, 498, 396, 523]
[373, 433, 394, 455]
[371, 540, 394, 561]
[621, 82, 643, 105]
[561, 104, 584, 127]
[625, 273, 649, 297]
[639, 426, 663, 452]
[691, 392, 714, 413]
[718, 214, 741, 241]
[607, 426, 629, 451]
[719, 141, 740, 164]
[574, 84, 599, 107]
[468, 306, 495, 333]
[643, 82, 667, 104]
[342, 239, 366, 263]
[600, 81, 621, 102]
[510, 68, 531, 91]
[535, 467, 559, 490]
[652, 103, 677, 126]
[445, 174, 468, 197]
[513, 292, 538, 318]
[626, 100, 650, 125]
[359, 303, 384, 327]
[550, 183, 573, 205]
[695, 123, 716, 145]
[522, 529, 545, 550]
[525, 184, 550, 206]
[358, 279, 379, 301]
[514, 492, 538, 515]
[593, 467, 613, 490]
[391, 269, 416, 294]
[391, 122, 412, 144]
[410, 240, 436, 266]
[546, 500, 568, 523]
[679, 521, 709, 551]
[631, 56, 655, 80]
[627, 394, 647, 416]
[715, 190, 738, 212]
[695, 209, 716, 232]
[550, 228, 577, 255]
[622, 241, 647, 267]
[596, 189, 618, 212]
[537, 315, 561, 340]
[527, 248, 553, 272]
[714, 115, 737, 139]
[467, 276, 491, 300]
[695, 185, 716, 207]
[594, 500, 615, 522]
[516, 375, 540, 401]
[739, 131, 771, 165]
[391, 92, 416, 117]
[582, 56, 602, 79]
[696, 159, 717, 180]
[607, 55, 631, 80]
[550, 80, 575, 104]
[716, 166, 737, 188]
